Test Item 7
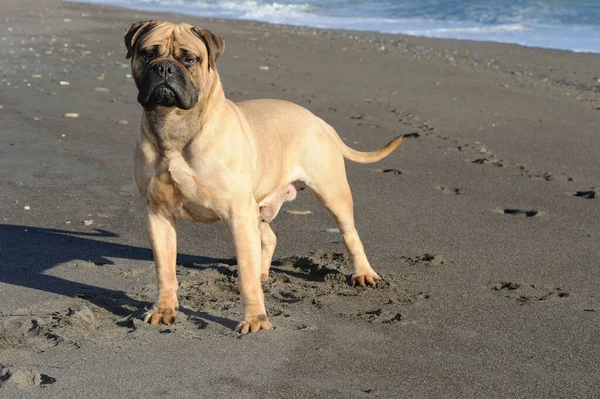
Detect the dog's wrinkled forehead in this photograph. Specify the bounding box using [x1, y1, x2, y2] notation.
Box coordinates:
[133, 22, 208, 56]
[125, 20, 224, 69]
[140, 23, 206, 54]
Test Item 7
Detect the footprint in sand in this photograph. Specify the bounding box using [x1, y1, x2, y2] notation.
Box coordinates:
[267, 251, 428, 308]
[436, 185, 462, 195]
[401, 253, 446, 267]
[383, 168, 402, 175]
[526, 172, 554, 181]
[489, 282, 570, 303]
[0, 365, 56, 388]
[501, 208, 539, 217]
[572, 189, 596, 199]
[471, 157, 504, 167]
[371, 168, 402, 175]
[354, 309, 403, 324]
[0, 297, 151, 356]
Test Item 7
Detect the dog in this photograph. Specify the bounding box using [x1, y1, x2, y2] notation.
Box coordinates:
[124, 20, 403, 334]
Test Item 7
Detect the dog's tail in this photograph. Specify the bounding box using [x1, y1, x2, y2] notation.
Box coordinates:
[325, 125, 403, 164]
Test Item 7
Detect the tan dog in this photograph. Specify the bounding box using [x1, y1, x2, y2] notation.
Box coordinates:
[125, 21, 403, 334]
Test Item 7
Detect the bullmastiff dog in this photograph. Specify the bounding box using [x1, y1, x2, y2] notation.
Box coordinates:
[124, 20, 403, 334]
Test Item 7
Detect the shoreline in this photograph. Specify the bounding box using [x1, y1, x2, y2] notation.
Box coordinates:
[66, 0, 600, 55]
[65, 0, 600, 98]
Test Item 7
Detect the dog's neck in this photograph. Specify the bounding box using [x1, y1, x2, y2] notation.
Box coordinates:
[141, 72, 226, 154]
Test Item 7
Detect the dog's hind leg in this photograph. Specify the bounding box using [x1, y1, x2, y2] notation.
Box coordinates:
[307, 155, 381, 287]
[259, 221, 277, 281]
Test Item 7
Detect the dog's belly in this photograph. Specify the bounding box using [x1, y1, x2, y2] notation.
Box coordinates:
[180, 199, 220, 223]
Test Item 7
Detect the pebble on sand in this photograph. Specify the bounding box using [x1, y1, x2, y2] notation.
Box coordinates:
[94, 87, 109, 92]
[64, 113, 79, 118]
[118, 120, 128, 125]
[59, 81, 70, 86]
[83, 220, 94, 226]
[24, 206, 30, 210]
[259, 65, 269, 71]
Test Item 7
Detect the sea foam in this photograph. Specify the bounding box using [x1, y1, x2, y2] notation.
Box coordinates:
[71, 0, 600, 53]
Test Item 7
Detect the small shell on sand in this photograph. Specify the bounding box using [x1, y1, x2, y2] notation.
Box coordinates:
[285, 210, 312, 215]
[64, 113, 79, 118]
[59, 81, 70, 86]
[83, 220, 94, 226]
[259, 65, 269, 71]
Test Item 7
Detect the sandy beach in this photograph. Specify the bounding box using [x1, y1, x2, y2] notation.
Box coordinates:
[1, 0, 599, 397]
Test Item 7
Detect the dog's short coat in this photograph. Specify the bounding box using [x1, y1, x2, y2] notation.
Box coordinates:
[125, 21, 403, 333]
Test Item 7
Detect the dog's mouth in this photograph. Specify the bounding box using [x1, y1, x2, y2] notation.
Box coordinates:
[149, 84, 176, 107]
[140, 82, 194, 110]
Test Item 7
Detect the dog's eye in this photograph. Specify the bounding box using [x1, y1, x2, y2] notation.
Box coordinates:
[142, 51, 156, 62]
[184, 57, 197, 66]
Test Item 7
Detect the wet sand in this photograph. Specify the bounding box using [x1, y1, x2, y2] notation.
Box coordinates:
[0, 0, 599, 397]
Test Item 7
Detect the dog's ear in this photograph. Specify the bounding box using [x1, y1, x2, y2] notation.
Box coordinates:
[190, 27, 224, 70]
[124, 20, 157, 59]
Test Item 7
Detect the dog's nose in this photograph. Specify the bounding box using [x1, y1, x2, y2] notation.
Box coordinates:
[153, 61, 177, 79]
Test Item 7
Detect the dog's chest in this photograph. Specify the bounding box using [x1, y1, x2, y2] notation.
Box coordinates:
[146, 154, 221, 223]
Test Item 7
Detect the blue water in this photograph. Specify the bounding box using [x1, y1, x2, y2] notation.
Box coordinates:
[73, 0, 600, 53]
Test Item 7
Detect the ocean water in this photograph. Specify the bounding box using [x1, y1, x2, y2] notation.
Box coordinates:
[73, 0, 600, 53]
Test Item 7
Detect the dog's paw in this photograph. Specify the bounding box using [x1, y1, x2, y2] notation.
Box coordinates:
[143, 305, 178, 326]
[351, 272, 381, 287]
[235, 314, 272, 334]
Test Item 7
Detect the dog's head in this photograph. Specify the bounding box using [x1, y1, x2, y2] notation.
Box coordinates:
[124, 21, 224, 110]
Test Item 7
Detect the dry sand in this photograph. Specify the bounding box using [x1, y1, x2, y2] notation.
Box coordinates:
[1, 0, 599, 397]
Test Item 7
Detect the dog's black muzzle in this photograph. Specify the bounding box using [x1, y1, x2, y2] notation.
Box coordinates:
[137, 60, 198, 110]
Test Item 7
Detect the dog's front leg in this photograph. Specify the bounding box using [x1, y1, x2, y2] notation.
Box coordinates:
[227, 204, 272, 334]
[143, 211, 179, 325]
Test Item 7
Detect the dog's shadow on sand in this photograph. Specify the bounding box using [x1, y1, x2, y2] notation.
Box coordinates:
[0, 224, 238, 330]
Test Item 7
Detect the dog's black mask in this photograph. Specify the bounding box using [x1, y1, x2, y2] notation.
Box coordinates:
[137, 60, 198, 110]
